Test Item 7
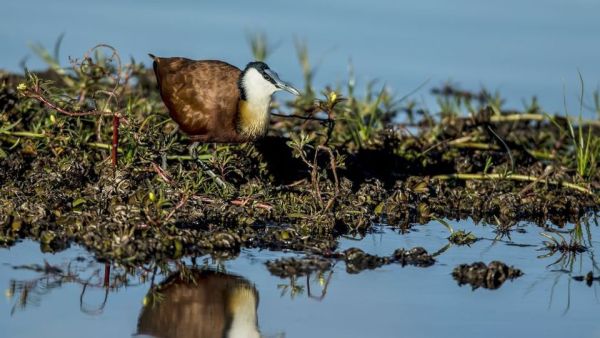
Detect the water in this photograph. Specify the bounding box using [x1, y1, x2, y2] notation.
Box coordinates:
[2, 219, 599, 338]
[2, 2, 600, 336]
[1, 0, 600, 115]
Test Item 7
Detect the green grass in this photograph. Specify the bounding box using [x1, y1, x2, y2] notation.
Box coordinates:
[564, 73, 600, 181]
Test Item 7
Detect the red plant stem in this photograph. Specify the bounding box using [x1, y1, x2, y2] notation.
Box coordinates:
[111, 114, 119, 168]
[25, 91, 113, 117]
[164, 194, 189, 222]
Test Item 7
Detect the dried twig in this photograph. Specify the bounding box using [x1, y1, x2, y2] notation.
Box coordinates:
[164, 194, 189, 223]
[433, 172, 592, 195]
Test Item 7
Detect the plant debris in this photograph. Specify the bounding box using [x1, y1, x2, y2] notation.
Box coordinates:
[452, 261, 523, 290]
[266, 256, 333, 278]
[572, 271, 600, 286]
[266, 246, 435, 277]
[344, 248, 390, 273]
[392, 247, 436, 267]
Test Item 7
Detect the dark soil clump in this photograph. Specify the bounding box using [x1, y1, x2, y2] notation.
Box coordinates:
[452, 261, 523, 289]
[344, 248, 390, 273]
[393, 247, 435, 267]
[266, 256, 333, 278]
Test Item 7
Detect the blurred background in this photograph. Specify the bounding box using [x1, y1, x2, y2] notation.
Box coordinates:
[1, 0, 599, 115]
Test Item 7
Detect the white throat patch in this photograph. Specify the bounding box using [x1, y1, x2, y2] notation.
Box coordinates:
[242, 68, 278, 108]
[238, 68, 278, 137]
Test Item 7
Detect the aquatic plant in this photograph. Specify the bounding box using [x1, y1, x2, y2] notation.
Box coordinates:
[0, 37, 598, 265]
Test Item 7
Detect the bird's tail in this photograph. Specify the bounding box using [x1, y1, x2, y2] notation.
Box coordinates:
[148, 54, 161, 90]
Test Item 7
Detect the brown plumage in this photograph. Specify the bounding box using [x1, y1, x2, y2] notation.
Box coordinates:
[137, 269, 260, 338]
[150, 54, 299, 143]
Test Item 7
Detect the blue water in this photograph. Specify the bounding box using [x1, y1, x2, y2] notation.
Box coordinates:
[2, 219, 599, 338]
[1, 0, 599, 115]
[2, 2, 600, 336]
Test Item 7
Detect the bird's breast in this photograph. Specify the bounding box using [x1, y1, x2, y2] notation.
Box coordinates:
[237, 99, 271, 139]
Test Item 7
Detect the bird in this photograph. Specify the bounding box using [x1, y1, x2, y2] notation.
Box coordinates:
[149, 55, 300, 143]
[137, 269, 261, 338]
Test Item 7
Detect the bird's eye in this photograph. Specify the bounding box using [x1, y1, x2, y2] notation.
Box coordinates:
[263, 74, 270, 80]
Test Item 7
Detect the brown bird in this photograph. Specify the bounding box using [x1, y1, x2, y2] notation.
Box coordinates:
[149, 55, 300, 143]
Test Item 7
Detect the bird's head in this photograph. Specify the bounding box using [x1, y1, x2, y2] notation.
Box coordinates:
[239, 61, 300, 102]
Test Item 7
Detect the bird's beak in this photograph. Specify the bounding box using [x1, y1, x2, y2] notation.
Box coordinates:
[266, 69, 300, 96]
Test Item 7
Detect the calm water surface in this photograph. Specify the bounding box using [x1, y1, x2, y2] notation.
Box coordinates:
[1, 0, 600, 115]
[2, 219, 599, 338]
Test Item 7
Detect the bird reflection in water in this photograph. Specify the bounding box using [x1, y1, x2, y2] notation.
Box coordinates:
[137, 269, 260, 338]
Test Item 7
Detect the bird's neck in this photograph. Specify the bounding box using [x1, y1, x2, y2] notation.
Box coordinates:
[237, 68, 277, 139]
[226, 285, 260, 338]
[237, 97, 271, 139]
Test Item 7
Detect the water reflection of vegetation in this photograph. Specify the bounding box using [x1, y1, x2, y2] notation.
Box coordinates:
[531, 214, 600, 314]
[4, 252, 335, 332]
[5, 257, 216, 316]
[277, 270, 334, 300]
[4, 210, 600, 323]
[539, 218, 596, 271]
[5, 259, 132, 315]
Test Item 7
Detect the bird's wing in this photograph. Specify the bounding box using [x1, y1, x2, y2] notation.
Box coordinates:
[153, 58, 242, 135]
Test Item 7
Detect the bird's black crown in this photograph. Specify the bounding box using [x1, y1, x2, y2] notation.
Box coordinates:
[244, 61, 270, 72]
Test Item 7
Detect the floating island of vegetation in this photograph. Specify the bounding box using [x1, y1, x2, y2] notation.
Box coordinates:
[0, 42, 598, 271]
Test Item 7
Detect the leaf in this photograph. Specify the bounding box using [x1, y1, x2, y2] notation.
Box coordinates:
[374, 201, 385, 215]
[72, 198, 87, 207]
